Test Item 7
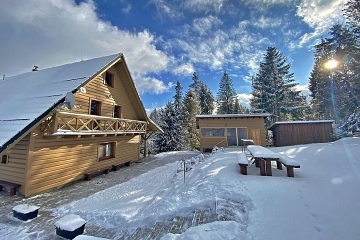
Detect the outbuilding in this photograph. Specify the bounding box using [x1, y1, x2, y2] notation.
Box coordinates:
[268, 120, 334, 147]
[196, 113, 271, 152]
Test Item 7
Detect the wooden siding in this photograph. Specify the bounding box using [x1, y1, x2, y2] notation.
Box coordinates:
[61, 64, 139, 120]
[198, 117, 267, 150]
[26, 132, 140, 196]
[271, 123, 333, 147]
[0, 134, 29, 194]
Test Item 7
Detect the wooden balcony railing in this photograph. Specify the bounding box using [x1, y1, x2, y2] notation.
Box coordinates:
[43, 111, 147, 136]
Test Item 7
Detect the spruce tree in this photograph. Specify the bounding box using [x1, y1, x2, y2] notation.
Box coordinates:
[251, 47, 307, 121]
[199, 82, 215, 114]
[154, 102, 186, 153]
[216, 71, 237, 114]
[183, 89, 200, 150]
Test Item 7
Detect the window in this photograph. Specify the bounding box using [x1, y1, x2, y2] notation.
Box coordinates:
[1, 155, 9, 164]
[104, 72, 114, 87]
[114, 105, 122, 118]
[98, 142, 115, 160]
[90, 100, 101, 115]
[201, 128, 225, 137]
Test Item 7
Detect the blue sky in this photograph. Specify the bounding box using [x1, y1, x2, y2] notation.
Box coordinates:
[0, 0, 346, 112]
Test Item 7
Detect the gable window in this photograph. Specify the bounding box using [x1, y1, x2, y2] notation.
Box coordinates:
[90, 100, 101, 115]
[114, 105, 122, 118]
[1, 155, 9, 164]
[104, 72, 114, 87]
[98, 142, 115, 160]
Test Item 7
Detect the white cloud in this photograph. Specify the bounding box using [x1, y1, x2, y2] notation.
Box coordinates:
[236, 93, 252, 108]
[0, 0, 171, 94]
[296, 0, 347, 47]
[173, 63, 195, 76]
[134, 75, 175, 94]
[294, 84, 310, 97]
[252, 16, 283, 29]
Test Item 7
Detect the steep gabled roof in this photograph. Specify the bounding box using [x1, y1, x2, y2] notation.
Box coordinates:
[0, 53, 161, 154]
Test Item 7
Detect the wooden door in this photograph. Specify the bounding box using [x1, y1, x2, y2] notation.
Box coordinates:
[251, 129, 261, 145]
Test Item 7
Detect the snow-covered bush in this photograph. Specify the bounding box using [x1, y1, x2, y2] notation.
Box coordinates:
[340, 113, 360, 137]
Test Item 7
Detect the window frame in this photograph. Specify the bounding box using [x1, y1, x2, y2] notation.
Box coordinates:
[1, 155, 9, 164]
[90, 100, 102, 116]
[201, 128, 225, 137]
[113, 105, 122, 118]
[104, 71, 114, 87]
[98, 142, 116, 161]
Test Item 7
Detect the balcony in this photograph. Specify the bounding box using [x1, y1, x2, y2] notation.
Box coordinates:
[42, 111, 147, 136]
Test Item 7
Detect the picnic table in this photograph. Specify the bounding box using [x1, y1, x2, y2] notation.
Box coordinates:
[247, 145, 280, 176]
[246, 145, 300, 177]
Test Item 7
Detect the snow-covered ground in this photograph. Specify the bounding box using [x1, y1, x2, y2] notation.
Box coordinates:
[1, 138, 360, 239]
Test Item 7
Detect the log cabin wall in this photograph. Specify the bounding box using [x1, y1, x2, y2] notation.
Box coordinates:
[198, 117, 267, 150]
[0, 134, 30, 195]
[26, 129, 140, 196]
[271, 122, 333, 147]
[62, 62, 140, 120]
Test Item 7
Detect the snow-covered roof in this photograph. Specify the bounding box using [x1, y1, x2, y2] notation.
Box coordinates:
[196, 113, 272, 119]
[268, 120, 334, 130]
[0, 53, 121, 154]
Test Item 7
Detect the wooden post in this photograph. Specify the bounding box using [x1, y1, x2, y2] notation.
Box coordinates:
[259, 160, 266, 176]
[276, 161, 282, 170]
[239, 165, 247, 175]
[255, 159, 260, 168]
[286, 166, 295, 177]
[265, 161, 272, 176]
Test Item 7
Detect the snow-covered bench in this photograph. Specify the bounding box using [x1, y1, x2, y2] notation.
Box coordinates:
[277, 154, 300, 177]
[237, 152, 249, 175]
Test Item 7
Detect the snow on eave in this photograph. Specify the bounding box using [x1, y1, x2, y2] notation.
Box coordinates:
[268, 120, 335, 130]
[196, 113, 272, 119]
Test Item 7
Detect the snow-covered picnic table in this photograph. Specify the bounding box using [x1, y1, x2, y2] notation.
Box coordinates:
[246, 145, 300, 177]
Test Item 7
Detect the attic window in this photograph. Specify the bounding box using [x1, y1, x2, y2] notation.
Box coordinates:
[1, 155, 9, 164]
[104, 72, 114, 87]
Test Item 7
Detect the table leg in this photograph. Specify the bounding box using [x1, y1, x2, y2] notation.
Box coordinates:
[265, 161, 272, 176]
[259, 160, 266, 176]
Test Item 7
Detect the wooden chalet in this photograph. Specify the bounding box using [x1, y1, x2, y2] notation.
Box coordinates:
[0, 53, 162, 197]
[196, 114, 271, 152]
[268, 120, 334, 147]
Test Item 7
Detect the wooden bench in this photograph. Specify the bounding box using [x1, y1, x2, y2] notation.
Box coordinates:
[237, 152, 249, 175]
[0, 180, 21, 196]
[84, 167, 111, 181]
[277, 154, 300, 177]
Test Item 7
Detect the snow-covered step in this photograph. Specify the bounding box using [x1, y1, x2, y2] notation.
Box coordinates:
[191, 209, 212, 226]
[128, 227, 143, 240]
[145, 222, 168, 240]
[169, 216, 190, 234]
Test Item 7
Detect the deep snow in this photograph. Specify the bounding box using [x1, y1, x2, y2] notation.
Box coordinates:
[1, 138, 360, 239]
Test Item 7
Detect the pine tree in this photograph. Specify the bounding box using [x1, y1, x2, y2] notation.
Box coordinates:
[189, 72, 202, 94]
[198, 82, 215, 114]
[309, 24, 360, 122]
[154, 102, 186, 153]
[216, 71, 237, 114]
[174, 81, 184, 111]
[251, 47, 307, 121]
[183, 89, 200, 150]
